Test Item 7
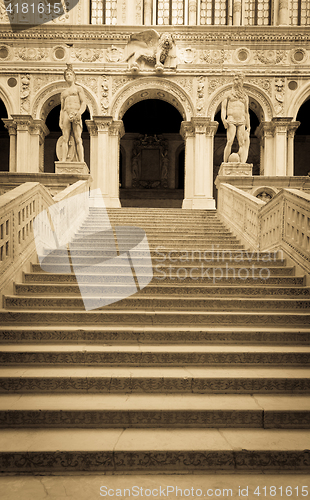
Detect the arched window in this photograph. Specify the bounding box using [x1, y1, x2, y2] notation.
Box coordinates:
[243, 0, 271, 25]
[291, 0, 310, 25]
[91, 0, 117, 24]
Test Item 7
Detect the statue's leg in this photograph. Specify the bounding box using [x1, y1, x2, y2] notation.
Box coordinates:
[223, 124, 236, 163]
[237, 125, 249, 163]
[61, 113, 71, 162]
[73, 123, 84, 163]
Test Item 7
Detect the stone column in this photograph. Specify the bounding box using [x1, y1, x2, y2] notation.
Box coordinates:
[92, 116, 113, 200]
[180, 121, 195, 209]
[189, 0, 197, 25]
[10, 115, 33, 173]
[272, 117, 293, 176]
[232, 0, 242, 25]
[278, 0, 289, 25]
[29, 120, 49, 173]
[2, 119, 17, 172]
[108, 120, 124, 208]
[256, 122, 275, 176]
[181, 118, 217, 210]
[85, 119, 98, 180]
[287, 121, 300, 176]
[143, 0, 152, 24]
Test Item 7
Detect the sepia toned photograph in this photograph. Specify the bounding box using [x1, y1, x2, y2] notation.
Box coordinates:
[0, 0, 309, 497]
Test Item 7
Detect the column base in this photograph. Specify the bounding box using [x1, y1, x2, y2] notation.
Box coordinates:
[218, 162, 253, 176]
[103, 196, 122, 208]
[182, 198, 216, 210]
[55, 161, 89, 175]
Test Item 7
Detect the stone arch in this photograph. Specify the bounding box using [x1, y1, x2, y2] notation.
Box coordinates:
[207, 83, 274, 123]
[0, 85, 16, 117]
[287, 81, 310, 120]
[31, 81, 99, 121]
[251, 186, 279, 198]
[110, 77, 195, 122]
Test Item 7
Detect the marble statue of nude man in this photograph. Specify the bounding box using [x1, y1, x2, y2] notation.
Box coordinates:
[59, 64, 86, 163]
[221, 72, 251, 163]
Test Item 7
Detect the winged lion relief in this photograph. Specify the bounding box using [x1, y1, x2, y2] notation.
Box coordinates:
[125, 29, 177, 74]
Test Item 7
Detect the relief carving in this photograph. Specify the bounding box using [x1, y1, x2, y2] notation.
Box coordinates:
[274, 78, 285, 116]
[100, 76, 109, 114]
[178, 47, 197, 64]
[20, 74, 31, 113]
[16, 47, 47, 61]
[106, 45, 124, 63]
[131, 135, 169, 189]
[125, 30, 177, 74]
[255, 50, 286, 64]
[196, 76, 205, 116]
[73, 48, 102, 62]
[201, 49, 225, 64]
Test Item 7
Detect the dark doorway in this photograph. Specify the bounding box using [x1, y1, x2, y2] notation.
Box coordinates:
[120, 99, 184, 208]
[0, 100, 9, 172]
[295, 98, 310, 176]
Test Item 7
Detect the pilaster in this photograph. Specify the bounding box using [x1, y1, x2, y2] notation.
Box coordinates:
[272, 117, 294, 176]
[29, 120, 49, 173]
[2, 119, 17, 173]
[10, 115, 33, 173]
[256, 121, 275, 176]
[181, 118, 217, 210]
[287, 121, 300, 176]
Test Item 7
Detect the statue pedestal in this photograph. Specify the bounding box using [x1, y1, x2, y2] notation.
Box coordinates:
[55, 161, 89, 175]
[218, 162, 253, 176]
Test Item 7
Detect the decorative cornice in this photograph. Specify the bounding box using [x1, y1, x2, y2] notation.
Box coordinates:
[0, 26, 310, 43]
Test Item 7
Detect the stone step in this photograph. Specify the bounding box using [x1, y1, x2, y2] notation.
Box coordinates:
[26, 272, 300, 287]
[72, 234, 240, 243]
[4, 294, 310, 312]
[14, 283, 310, 298]
[1, 326, 309, 345]
[29, 266, 296, 281]
[0, 427, 310, 473]
[0, 310, 308, 327]
[1, 344, 309, 366]
[0, 394, 309, 429]
[0, 366, 310, 393]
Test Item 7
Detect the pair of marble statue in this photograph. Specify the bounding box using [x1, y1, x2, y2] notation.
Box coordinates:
[58, 64, 251, 166]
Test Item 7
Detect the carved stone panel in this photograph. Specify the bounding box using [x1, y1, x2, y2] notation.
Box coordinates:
[131, 135, 169, 189]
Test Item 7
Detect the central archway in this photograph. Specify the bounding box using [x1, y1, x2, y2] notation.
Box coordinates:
[120, 99, 184, 208]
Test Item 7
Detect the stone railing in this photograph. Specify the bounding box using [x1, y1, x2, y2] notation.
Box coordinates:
[217, 183, 310, 275]
[217, 183, 265, 250]
[0, 179, 90, 303]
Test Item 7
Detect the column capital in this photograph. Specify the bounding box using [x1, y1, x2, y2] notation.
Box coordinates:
[93, 116, 113, 132]
[2, 119, 16, 136]
[11, 114, 33, 131]
[85, 120, 98, 136]
[256, 121, 275, 138]
[29, 119, 49, 140]
[109, 120, 125, 138]
[271, 117, 294, 133]
[191, 117, 210, 134]
[180, 121, 195, 139]
[287, 121, 300, 138]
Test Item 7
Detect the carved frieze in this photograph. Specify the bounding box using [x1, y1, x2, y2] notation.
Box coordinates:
[200, 49, 225, 64]
[72, 48, 102, 62]
[255, 50, 286, 64]
[15, 47, 47, 61]
[78, 75, 98, 95]
[112, 76, 131, 95]
[247, 78, 272, 97]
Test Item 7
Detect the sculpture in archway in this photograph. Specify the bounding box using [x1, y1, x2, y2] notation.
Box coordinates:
[221, 73, 251, 163]
[57, 64, 86, 163]
[125, 30, 176, 74]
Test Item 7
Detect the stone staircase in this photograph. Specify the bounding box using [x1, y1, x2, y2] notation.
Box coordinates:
[0, 207, 310, 474]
